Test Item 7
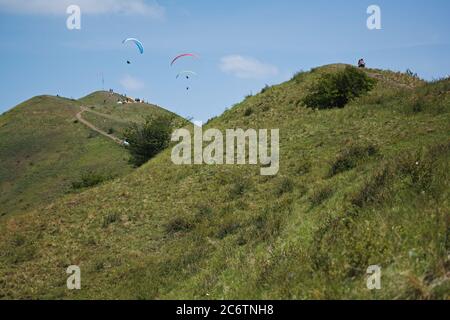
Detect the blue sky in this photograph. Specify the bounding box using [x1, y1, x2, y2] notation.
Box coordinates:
[1, 0, 449, 121]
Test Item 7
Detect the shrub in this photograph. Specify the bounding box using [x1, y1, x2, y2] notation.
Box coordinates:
[351, 166, 392, 208]
[295, 161, 311, 176]
[124, 115, 172, 167]
[274, 177, 294, 196]
[411, 97, 425, 113]
[11, 235, 26, 247]
[4, 244, 36, 264]
[4, 235, 37, 265]
[102, 213, 120, 228]
[261, 84, 270, 94]
[309, 185, 334, 206]
[310, 209, 390, 278]
[72, 170, 112, 189]
[164, 217, 193, 234]
[244, 107, 253, 117]
[261, 104, 271, 112]
[396, 142, 450, 199]
[252, 207, 283, 242]
[303, 66, 376, 109]
[229, 180, 249, 198]
[328, 143, 378, 177]
[351, 142, 450, 208]
[216, 220, 241, 239]
[196, 204, 213, 218]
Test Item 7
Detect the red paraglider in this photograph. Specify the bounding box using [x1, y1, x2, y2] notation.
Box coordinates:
[170, 53, 199, 66]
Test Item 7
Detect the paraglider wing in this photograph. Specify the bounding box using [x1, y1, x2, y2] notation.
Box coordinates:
[176, 71, 198, 79]
[122, 38, 144, 54]
[171, 53, 198, 66]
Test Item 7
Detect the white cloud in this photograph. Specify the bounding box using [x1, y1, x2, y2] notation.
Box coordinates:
[0, 0, 165, 18]
[219, 55, 279, 79]
[120, 75, 145, 91]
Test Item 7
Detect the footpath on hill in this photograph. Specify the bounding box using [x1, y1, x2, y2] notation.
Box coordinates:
[76, 106, 124, 145]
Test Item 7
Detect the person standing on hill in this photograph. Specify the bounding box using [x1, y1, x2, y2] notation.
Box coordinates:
[358, 58, 366, 68]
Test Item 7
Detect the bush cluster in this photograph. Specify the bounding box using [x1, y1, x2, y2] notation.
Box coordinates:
[124, 115, 172, 167]
[303, 66, 376, 109]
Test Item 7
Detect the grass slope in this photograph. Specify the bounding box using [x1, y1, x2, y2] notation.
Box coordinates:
[1, 65, 449, 299]
[79, 91, 187, 139]
[0, 92, 181, 218]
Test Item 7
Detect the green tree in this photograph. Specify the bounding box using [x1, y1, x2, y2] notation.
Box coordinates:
[124, 116, 172, 167]
[304, 66, 376, 109]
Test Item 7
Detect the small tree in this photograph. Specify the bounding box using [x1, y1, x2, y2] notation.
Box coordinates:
[303, 66, 376, 109]
[124, 115, 172, 167]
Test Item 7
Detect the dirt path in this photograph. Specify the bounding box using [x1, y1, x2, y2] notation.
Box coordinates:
[76, 107, 123, 145]
[82, 108, 129, 124]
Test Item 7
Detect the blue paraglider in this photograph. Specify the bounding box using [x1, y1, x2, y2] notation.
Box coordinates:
[122, 38, 144, 54]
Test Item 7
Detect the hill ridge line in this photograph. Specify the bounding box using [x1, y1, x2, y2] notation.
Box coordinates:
[366, 71, 417, 89]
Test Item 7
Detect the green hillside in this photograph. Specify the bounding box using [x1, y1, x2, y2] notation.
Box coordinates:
[1, 65, 449, 299]
[0, 92, 182, 218]
[78, 91, 186, 140]
[79, 90, 177, 123]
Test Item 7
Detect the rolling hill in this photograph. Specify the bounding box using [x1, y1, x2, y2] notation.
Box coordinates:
[0, 92, 184, 218]
[78, 91, 186, 141]
[0, 65, 449, 299]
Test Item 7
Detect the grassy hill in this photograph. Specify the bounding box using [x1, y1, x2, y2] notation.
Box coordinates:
[78, 91, 186, 140]
[0, 65, 449, 299]
[0, 92, 182, 218]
